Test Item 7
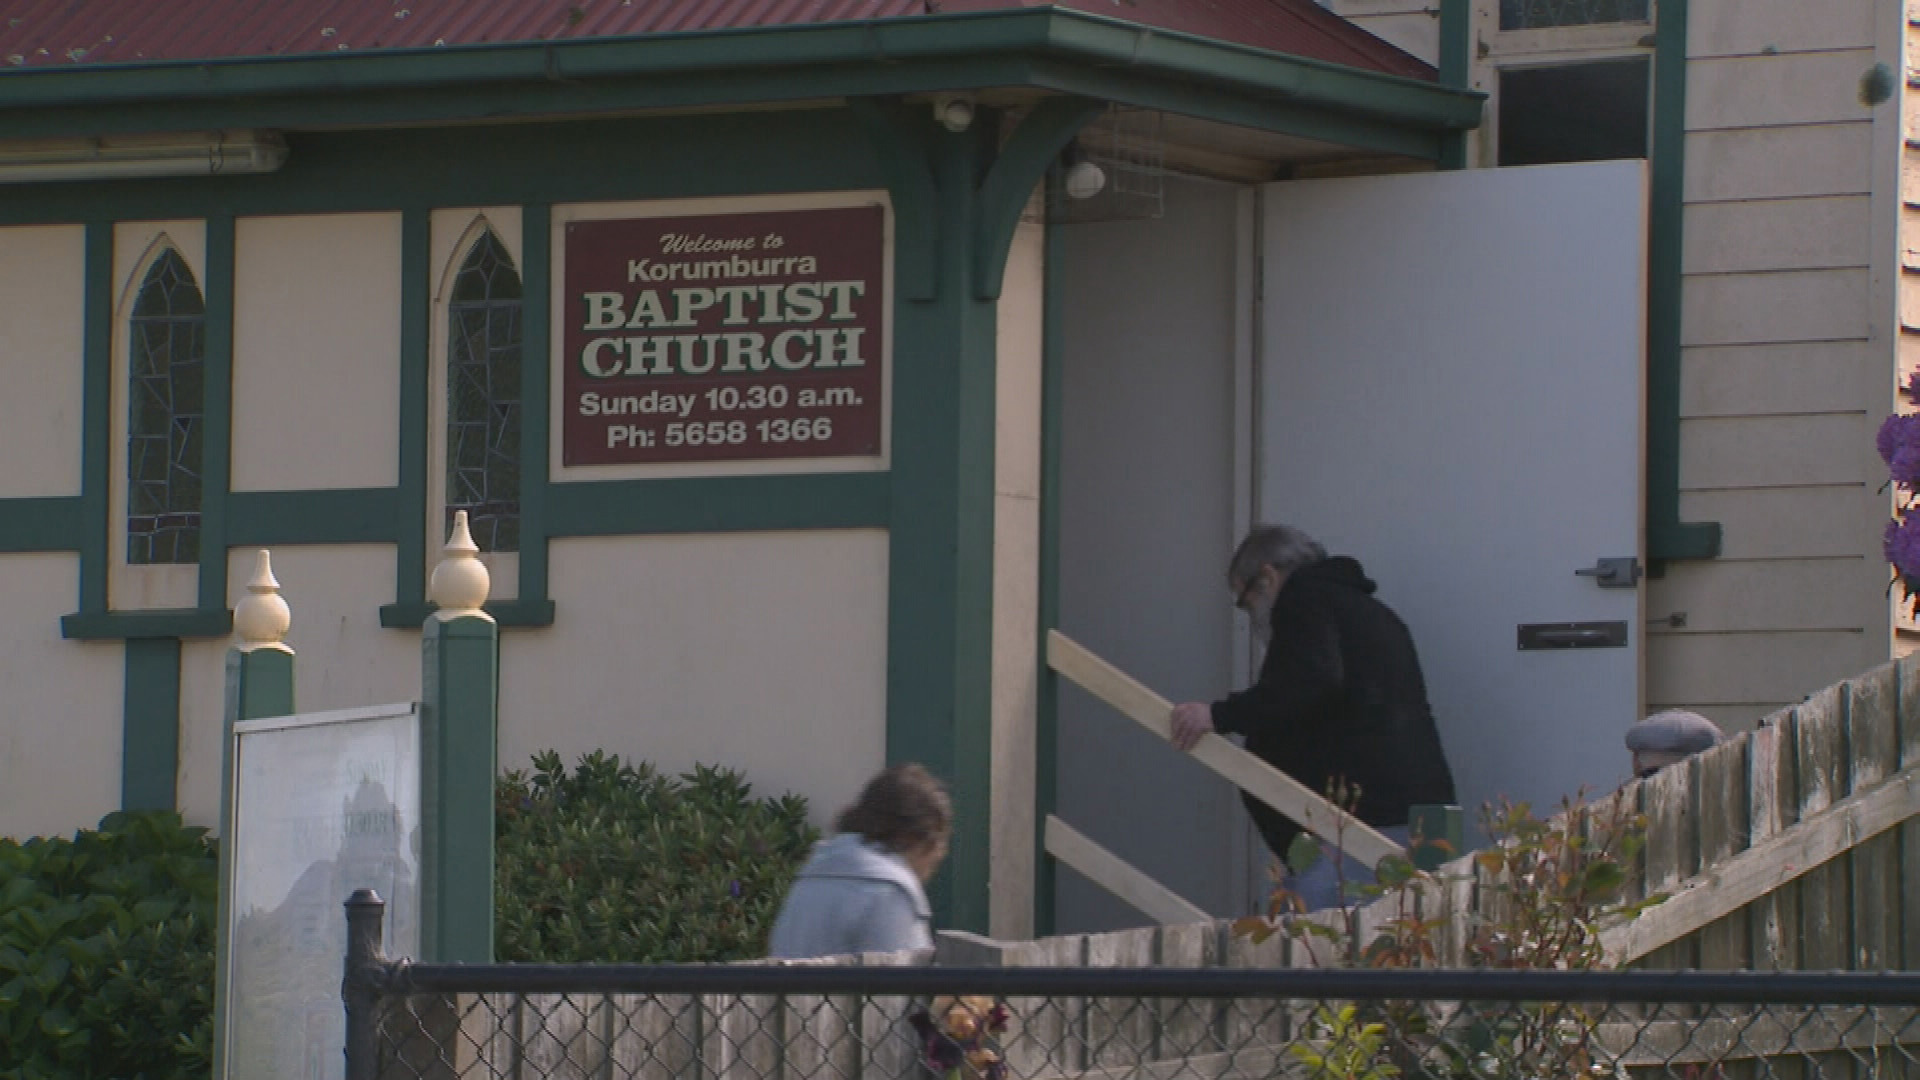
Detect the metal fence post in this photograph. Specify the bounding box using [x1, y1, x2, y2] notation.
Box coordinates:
[344, 887, 387, 1080]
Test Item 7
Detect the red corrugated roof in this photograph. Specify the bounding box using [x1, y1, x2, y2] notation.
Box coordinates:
[0, 0, 1431, 80]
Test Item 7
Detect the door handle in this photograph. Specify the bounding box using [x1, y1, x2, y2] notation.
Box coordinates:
[1575, 556, 1641, 588]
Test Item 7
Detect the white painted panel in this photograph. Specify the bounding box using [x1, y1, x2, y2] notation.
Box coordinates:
[989, 212, 1044, 939]
[1056, 176, 1244, 931]
[1681, 341, 1880, 416]
[1260, 161, 1647, 834]
[1689, 0, 1876, 57]
[1682, 197, 1870, 274]
[1681, 268, 1871, 346]
[0, 555, 123, 839]
[1677, 412, 1871, 488]
[0, 226, 85, 498]
[1685, 51, 1878, 131]
[1686, 124, 1873, 202]
[1649, 557, 1886, 632]
[1678, 485, 1885, 558]
[1647, 630, 1882, 703]
[498, 532, 887, 830]
[231, 213, 402, 491]
[177, 545, 421, 830]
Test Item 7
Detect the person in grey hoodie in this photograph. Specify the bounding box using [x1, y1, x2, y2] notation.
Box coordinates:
[768, 763, 952, 959]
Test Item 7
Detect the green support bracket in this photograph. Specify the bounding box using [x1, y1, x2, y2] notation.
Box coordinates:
[971, 95, 1103, 300]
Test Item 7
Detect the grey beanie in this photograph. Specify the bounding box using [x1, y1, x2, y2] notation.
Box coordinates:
[1625, 709, 1724, 755]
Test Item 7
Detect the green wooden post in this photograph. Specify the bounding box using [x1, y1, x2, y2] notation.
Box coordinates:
[214, 549, 296, 1080]
[1409, 803, 1465, 872]
[420, 510, 498, 963]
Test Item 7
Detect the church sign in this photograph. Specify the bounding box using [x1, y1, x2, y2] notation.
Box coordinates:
[562, 204, 887, 467]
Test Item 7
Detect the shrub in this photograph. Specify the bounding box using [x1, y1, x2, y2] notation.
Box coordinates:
[0, 810, 218, 1080]
[494, 750, 819, 963]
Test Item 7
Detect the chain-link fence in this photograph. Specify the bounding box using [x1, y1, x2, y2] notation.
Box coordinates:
[343, 893, 1920, 1080]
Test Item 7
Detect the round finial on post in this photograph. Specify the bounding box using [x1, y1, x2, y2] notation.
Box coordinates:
[233, 549, 292, 652]
[429, 510, 491, 618]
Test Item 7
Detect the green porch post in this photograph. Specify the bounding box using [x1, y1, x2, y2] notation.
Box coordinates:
[214, 549, 296, 1080]
[862, 96, 1099, 933]
[420, 510, 499, 963]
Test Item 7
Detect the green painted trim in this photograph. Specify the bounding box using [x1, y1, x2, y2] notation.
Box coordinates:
[1646, 0, 1722, 562]
[213, 644, 295, 1080]
[849, 99, 940, 301]
[0, 497, 83, 552]
[1029, 62, 1451, 161]
[972, 96, 1102, 301]
[885, 116, 1002, 933]
[63, 608, 232, 640]
[378, 598, 556, 630]
[0, 10, 1481, 138]
[197, 213, 235, 612]
[226, 488, 400, 546]
[120, 637, 182, 810]
[0, 114, 885, 227]
[545, 473, 890, 536]
[1408, 803, 1464, 872]
[517, 204, 554, 620]
[420, 615, 498, 963]
[394, 209, 431, 611]
[78, 222, 113, 613]
[1437, 0, 1472, 169]
[1033, 198, 1066, 939]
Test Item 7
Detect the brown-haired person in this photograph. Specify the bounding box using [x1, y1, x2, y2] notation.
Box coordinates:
[768, 763, 952, 958]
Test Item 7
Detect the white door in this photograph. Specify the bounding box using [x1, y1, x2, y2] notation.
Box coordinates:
[1258, 161, 1647, 836]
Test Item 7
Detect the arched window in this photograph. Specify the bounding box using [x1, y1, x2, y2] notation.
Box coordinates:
[126, 249, 206, 565]
[446, 230, 522, 552]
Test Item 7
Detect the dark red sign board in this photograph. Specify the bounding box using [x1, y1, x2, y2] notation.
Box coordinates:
[561, 204, 887, 466]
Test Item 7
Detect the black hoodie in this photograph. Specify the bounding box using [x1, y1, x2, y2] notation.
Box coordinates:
[1211, 556, 1457, 857]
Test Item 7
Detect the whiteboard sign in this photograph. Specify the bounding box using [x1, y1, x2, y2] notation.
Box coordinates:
[222, 703, 422, 1080]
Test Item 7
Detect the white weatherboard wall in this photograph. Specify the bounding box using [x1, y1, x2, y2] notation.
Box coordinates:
[1645, 0, 1901, 730]
[0, 225, 84, 499]
[231, 213, 402, 492]
[1055, 175, 1248, 932]
[177, 546, 420, 830]
[0, 555, 124, 839]
[497, 532, 888, 831]
[989, 207, 1045, 940]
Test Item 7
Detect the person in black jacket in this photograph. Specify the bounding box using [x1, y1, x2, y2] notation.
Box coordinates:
[1171, 524, 1456, 910]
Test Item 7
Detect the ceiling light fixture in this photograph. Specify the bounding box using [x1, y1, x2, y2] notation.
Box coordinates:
[0, 130, 289, 185]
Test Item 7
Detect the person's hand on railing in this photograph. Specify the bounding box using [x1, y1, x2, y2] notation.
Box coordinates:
[1170, 703, 1214, 751]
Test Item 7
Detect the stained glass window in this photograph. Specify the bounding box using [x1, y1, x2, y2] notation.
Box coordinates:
[1501, 0, 1649, 30]
[446, 231, 522, 553]
[126, 249, 205, 565]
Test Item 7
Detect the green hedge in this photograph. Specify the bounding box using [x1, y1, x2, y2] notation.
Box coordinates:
[0, 753, 815, 1075]
[0, 810, 218, 1080]
[495, 751, 819, 963]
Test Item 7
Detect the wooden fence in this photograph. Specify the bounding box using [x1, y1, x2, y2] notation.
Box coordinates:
[391, 657, 1920, 1078]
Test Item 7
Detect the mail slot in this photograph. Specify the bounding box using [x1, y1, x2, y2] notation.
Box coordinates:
[1517, 621, 1628, 650]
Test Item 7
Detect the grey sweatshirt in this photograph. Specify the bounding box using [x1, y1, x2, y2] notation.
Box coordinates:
[767, 833, 932, 959]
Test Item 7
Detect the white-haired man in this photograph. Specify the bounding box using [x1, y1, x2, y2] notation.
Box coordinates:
[1171, 524, 1456, 910]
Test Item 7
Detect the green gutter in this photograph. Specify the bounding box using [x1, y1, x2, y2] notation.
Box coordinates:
[0, 10, 1480, 139]
[1646, 0, 1721, 561]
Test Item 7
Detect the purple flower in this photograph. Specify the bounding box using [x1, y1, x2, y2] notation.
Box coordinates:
[1903, 372, 1920, 407]
[729, 880, 742, 898]
[1876, 414, 1920, 467]
[1896, 445, 1920, 488]
[908, 1012, 966, 1072]
[1884, 516, 1920, 580]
